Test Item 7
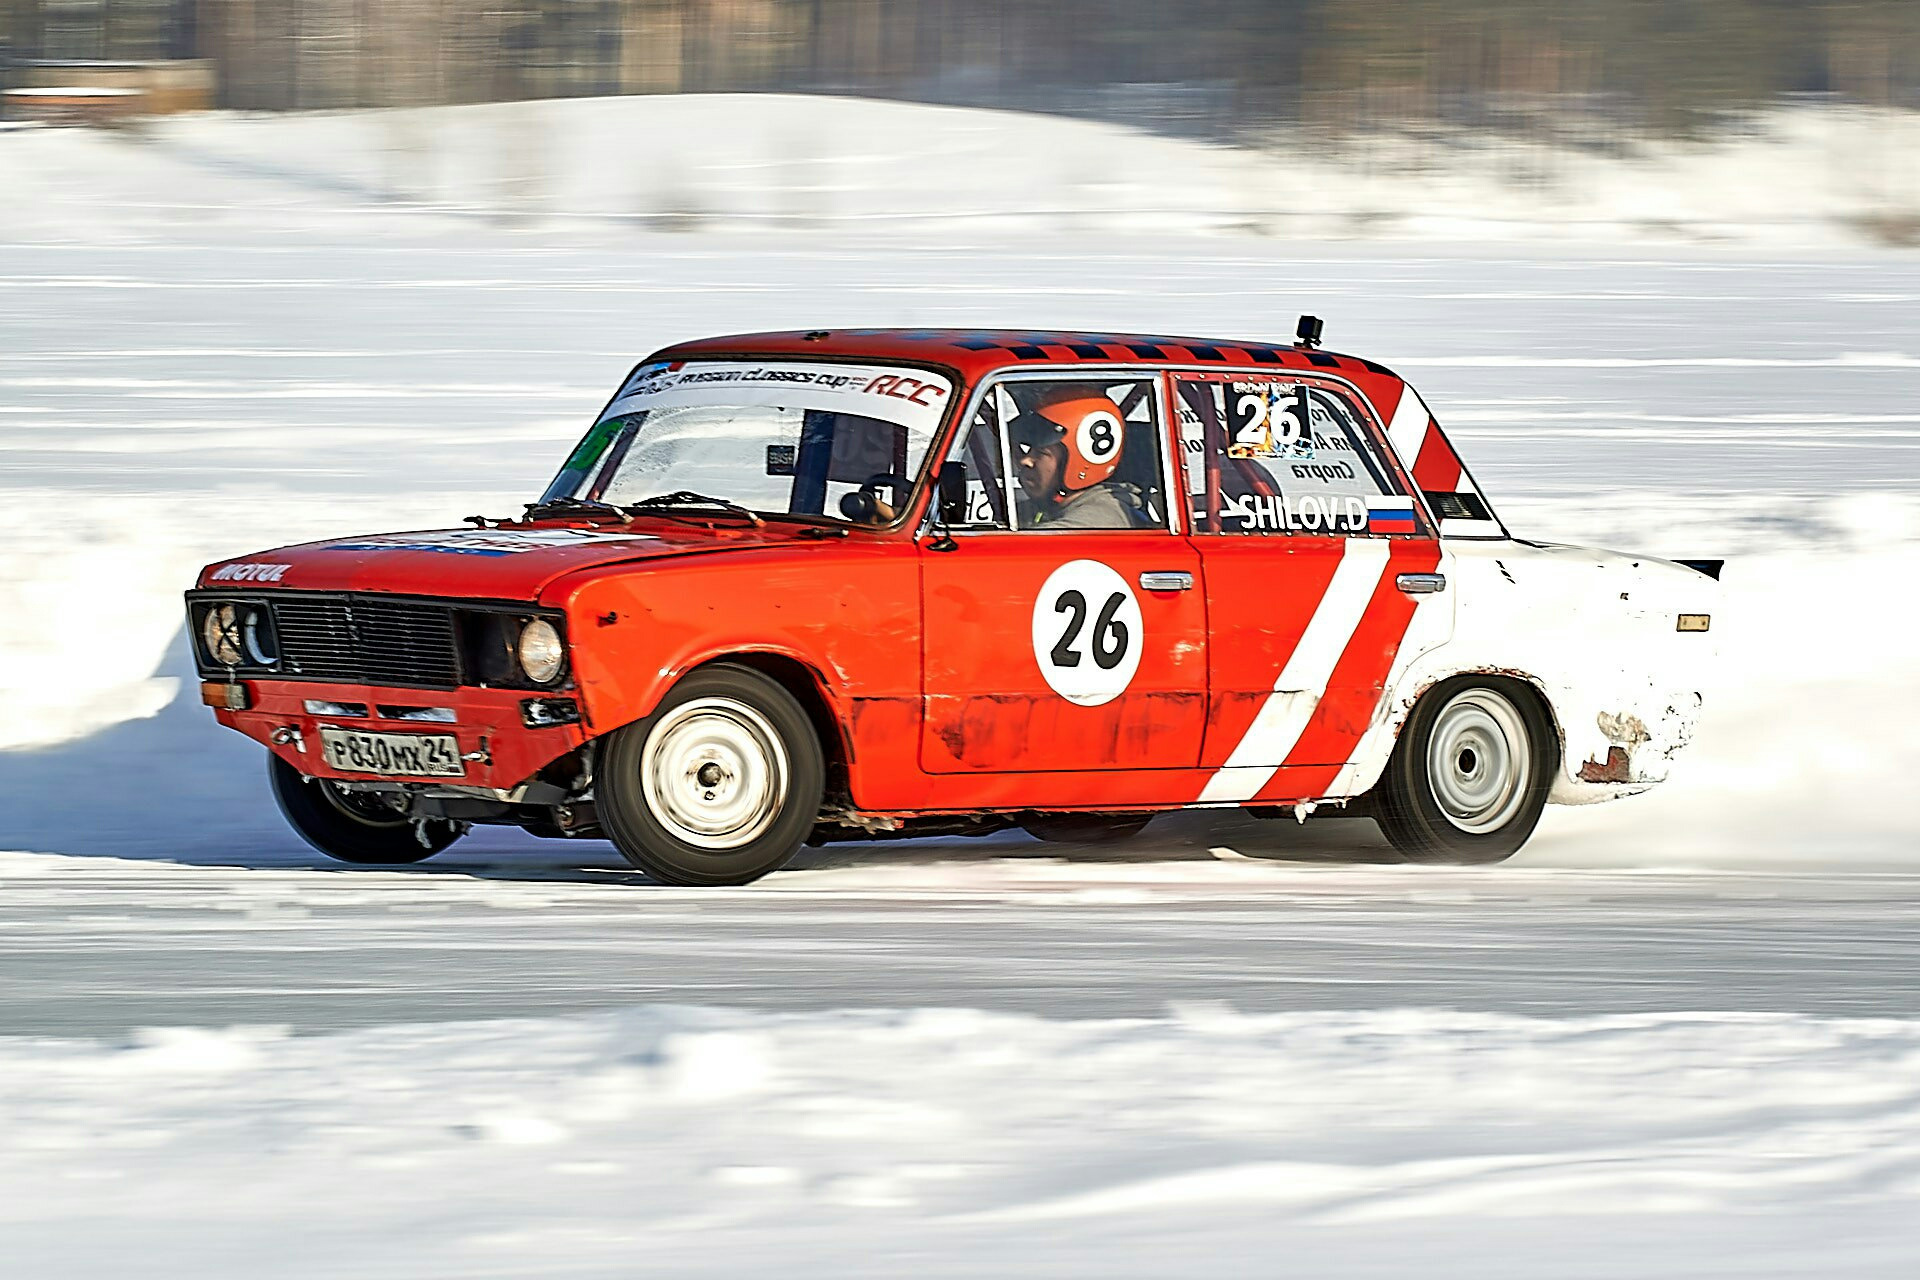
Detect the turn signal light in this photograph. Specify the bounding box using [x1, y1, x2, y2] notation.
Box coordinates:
[200, 681, 250, 711]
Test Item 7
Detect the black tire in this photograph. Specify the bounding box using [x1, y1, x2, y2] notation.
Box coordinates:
[597, 664, 826, 886]
[1374, 677, 1555, 865]
[269, 755, 463, 864]
[1020, 813, 1155, 844]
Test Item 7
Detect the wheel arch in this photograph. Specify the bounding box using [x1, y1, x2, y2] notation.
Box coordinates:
[591, 649, 853, 807]
[1365, 668, 1560, 864]
[720, 651, 853, 803]
[1347, 665, 1568, 804]
[1407, 669, 1564, 760]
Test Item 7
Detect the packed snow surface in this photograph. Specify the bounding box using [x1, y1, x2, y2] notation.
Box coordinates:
[5, 96, 1920, 1276]
[7, 1001, 1920, 1278]
[5, 93, 1920, 246]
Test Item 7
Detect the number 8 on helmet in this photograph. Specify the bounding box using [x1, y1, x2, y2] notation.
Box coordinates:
[1017, 393, 1126, 492]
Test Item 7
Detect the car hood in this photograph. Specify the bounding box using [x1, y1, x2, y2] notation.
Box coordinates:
[194, 524, 792, 601]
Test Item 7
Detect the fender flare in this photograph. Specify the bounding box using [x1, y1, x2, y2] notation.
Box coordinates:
[1342, 666, 1567, 802]
[584, 646, 855, 785]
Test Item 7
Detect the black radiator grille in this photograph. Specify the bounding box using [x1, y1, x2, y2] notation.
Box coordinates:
[270, 596, 462, 688]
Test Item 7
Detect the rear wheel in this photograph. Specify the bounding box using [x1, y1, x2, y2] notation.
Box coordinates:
[597, 665, 825, 886]
[1374, 679, 1554, 865]
[1020, 813, 1155, 844]
[269, 755, 463, 864]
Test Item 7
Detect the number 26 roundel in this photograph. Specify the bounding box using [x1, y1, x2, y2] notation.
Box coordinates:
[1030, 560, 1143, 707]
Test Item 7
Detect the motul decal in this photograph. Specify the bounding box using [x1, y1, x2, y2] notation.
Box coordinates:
[209, 562, 292, 583]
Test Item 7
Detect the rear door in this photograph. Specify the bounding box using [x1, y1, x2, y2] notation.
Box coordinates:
[919, 373, 1208, 774]
[1171, 371, 1453, 802]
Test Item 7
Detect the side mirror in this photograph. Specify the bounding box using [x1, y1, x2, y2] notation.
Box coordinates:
[937, 461, 968, 523]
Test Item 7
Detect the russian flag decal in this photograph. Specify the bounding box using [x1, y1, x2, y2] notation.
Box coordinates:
[1366, 495, 1418, 534]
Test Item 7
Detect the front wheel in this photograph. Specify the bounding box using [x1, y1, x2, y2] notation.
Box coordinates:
[1373, 679, 1554, 865]
[269, 755, 464, 864]
[597, 665, 826, 886]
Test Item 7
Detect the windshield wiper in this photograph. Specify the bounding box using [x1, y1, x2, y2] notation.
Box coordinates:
[523, 496, 626, 521]
[623, 491, 764, 526]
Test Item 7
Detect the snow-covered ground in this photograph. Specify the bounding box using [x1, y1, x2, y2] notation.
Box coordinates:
[6, 93, 1920, 246]
[4, 97, 1920, 1275]
[9, 997, 1920, 1278]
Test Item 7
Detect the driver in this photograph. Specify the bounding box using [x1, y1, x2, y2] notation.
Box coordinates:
[1010, 390, 1145, 529]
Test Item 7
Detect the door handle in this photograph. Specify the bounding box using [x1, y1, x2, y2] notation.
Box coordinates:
[1139, 571, 1194, 592]
[1396, 572, 1446, 595]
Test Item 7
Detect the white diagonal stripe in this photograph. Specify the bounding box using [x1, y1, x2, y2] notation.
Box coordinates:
[1197, 539, 1392, 803]
[1325, 550, 1453, 798]
[1386, 385, 1433, 471]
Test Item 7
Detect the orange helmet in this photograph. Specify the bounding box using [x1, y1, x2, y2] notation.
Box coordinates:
[1011, 393, 1125, 492]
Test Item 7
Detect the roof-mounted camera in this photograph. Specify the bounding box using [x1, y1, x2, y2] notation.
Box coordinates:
[1294, 315, 1324, 350]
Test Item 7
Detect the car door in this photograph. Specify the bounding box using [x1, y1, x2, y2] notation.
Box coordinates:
[919, 373, 1208, 774]
[1170, 371, 1454, 803]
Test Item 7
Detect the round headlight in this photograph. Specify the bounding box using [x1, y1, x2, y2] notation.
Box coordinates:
[241, 607, 276, 666]
[517, 618, 565, 685]
[202, 604, 244, 666]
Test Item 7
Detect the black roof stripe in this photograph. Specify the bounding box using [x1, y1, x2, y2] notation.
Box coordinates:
[732, 332, 1397, 377]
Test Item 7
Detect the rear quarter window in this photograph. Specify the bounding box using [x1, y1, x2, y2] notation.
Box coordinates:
[1173, 373, 1419, 537]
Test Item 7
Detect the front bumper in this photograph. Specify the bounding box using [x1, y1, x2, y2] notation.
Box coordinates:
[210, 678, 588, 792]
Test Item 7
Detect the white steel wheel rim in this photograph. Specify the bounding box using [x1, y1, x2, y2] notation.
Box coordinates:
[640, 697, 790, 851]
[1426, 689, 1531, 835]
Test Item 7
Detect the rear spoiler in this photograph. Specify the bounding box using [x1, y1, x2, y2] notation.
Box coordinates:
[1677, 559, 1724, 580]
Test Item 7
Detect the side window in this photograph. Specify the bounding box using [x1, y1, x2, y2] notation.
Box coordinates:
[1001, 377, 1168, 532]
[1174, 374, 1416, 536]
[942, 391, 1014, 529]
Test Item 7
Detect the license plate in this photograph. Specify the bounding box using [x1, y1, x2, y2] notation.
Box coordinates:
[318, 728, 464, 778]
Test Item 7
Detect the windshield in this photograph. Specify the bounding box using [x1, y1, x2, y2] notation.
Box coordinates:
[541, 360, 955, 524]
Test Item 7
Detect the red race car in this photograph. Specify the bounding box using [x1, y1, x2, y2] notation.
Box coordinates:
[188, 322, 1719, 884]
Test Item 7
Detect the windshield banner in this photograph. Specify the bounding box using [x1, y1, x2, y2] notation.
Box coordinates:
[609, 361, 953, 434]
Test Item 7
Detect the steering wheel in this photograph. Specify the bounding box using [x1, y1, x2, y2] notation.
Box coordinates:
[838, 472, 911, 526]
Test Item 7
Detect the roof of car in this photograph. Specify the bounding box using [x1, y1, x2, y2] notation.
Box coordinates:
[651, 329, 1403, 384]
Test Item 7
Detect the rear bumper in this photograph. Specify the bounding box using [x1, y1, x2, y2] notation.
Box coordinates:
[210, 679, 588, 792]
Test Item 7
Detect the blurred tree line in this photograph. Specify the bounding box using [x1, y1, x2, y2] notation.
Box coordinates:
[4, 0, 1918, 134]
